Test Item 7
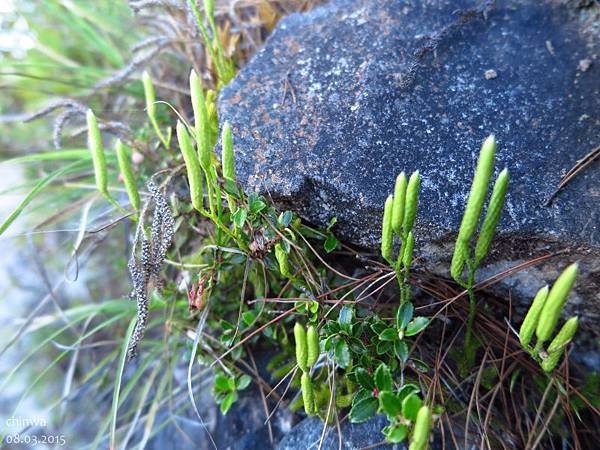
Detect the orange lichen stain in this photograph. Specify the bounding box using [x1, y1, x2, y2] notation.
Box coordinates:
[229, 93, 242, 105]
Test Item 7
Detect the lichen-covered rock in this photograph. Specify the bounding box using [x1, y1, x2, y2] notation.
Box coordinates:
[219, 0, 599, 351]
[146, 354, 294, 450]
[277, 415, 405, 450]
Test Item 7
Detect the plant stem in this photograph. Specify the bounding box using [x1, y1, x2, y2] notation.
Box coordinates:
[463, 267, 477, 370]
[150, 117, 169, 150]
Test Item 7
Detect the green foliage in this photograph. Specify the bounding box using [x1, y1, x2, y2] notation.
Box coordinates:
[142, 71, 170, 149]
[177, 120, 204, 212]
[518, 263, 579, 373]
[187, 0, 235, 86]
[2, 1, 135, 107]
[380, 169, 420, 306]
[213, 371, 252, 415]
[323, 216, 339, 253]
[0, 160, 86, 236]
[519, 285, 548, 348]
[115, 140, 140, 211]
[317, 301, 431, 441]
[450, 135, 508, 284]
[408, 406, 432, 450]
[445, 135, 509, 372]
[347, 360, 433, 446]
[535, 263, 578, 344]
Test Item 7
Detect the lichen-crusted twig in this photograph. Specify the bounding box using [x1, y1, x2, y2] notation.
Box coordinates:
[126, 179, 174, 359]
[53, 109, 77, 149]
[22, 99, 87, 123]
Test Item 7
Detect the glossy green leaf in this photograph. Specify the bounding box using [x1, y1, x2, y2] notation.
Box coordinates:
[214, 374, 231, 393]
[334, 339, 351, 368]
[220, 391, 238, 415]
[278, 210, 293, 227]
[232, 207, 247, 228]
[324, 234, 338, 253]
[352, 388, 372, 407]
[354, 367, 374, 390]
[394, 340, 409, 363]
[379, 391, 402, 417]
[396, 303, 414, 330]
[376, 340, 393, 355]
[338, 305, 353, 333]
[374, 364, 393, 391]
[350, 396, 378, 423]
[237, 375, 252, 390]
[385, 424, 408, 443]
[397, 384, 420, 403]
[405, 317, 429, 337]
[379, 328, 398, 341]
[402, 393, 422, 421]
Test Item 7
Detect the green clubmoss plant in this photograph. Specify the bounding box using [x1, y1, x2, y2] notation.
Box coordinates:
[115, 139, 140, 211]
[176, 120, 204, 212]
[187, 0, 235, 86]
[380, 170, 420, 304]
[294, 321, 321, 415]
[409, 405, 432, 450]
[518, 285, 548, 348]
[518, 263, 579, 372]
[142, 71, 170, 149]
[449, 135, 509, 369]
[535, 263, 578, 344]
[221, 122, 236, 214]
[86, 109, 127, 214]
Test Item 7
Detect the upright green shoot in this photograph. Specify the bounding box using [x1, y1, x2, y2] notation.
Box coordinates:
[177, 121, 204, 213]
[518, 263, 579, 372]
[187, 0, 235, 86]
[380, 170, 420, 304]
[449, 135, 509, 370]
[115, 140, 140, 211]
[142, 71, 170, 150]
[86, 110, 127, 214]
[190, 70, 218, 216]
[294, 322, 321, 415]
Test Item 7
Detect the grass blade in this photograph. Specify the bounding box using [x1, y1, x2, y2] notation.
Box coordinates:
[110, 318, 137, 450]
[0, 160, 85, 236]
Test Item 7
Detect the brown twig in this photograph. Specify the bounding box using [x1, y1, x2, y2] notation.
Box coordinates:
[544, 144, 600, 206]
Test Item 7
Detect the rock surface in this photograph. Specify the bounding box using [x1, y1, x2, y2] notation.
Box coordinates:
[146, 351, 294, 450]
[277, 415, 404, 450]
[219, 0, 599, 341]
